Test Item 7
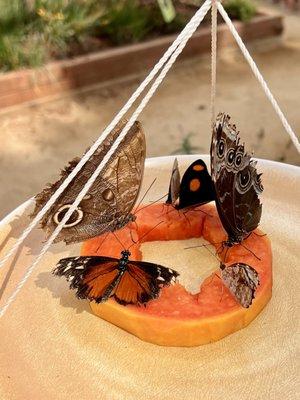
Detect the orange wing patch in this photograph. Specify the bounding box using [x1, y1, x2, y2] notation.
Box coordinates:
[114, 263, 154, 304]
[83, 262, 118, 299]
[193, 164, 204, 171]
[189, 178, 201, 192]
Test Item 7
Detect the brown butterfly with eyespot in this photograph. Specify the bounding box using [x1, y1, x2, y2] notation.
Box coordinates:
[220, 262, 260, 308]
[31, 120, 146, 244]
[210, 113, 264, 249]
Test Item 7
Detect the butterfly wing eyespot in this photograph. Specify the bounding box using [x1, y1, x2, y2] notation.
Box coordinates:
[226, 149, 235, 166]
[217, 138, 226, 159]
[53, 205, 84, 228]
[220, 263, 259, 308]
[236, 168, 252, 194]
[101, 188, 115, 202]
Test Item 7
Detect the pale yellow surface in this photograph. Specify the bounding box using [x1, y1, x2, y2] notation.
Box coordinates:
[0, 156, 299, 399]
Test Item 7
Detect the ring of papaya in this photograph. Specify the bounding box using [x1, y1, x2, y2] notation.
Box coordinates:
[81, 203, 272, 347]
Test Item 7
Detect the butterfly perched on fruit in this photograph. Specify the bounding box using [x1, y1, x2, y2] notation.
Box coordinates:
[31, 120, 146, 244]
[54, 250, 179, 305]
[220, 262, 260, 308]
[166, 158, 215, 209]
[210, 113, 263, 248]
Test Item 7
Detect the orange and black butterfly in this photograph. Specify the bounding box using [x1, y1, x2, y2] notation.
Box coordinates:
[54, 250, 179, 305]
[166, 158, 215, 209]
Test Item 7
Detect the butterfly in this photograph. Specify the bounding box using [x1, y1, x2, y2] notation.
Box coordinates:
[54, 250, 179, 305]
[166, 158, 215, 209]
[210, 113, 263, 248]
[220, 262, 260, 308]
[31, 120, 146, 244]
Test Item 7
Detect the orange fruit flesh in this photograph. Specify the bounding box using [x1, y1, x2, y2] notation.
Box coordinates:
[81, 204, 272, 347]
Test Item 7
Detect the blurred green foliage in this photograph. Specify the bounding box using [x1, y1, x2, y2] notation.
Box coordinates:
[0, 0, 105, 71]
[224, 0, 256, 22]
[0, 0, 257, 72]
[98, 0, 186, 45]
[171, 132, 201, 155]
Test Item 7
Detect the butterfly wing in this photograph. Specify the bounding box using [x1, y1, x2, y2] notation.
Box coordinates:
[221, 262, 260, 308]
[177, 159, 215, 209]
[114, 260, 179, 305]
[210, 113, 263, 242]
[54, 256, 179, 306]
[32, 120, 146, 244]
[54, 256, 121, 302]
[166, 158, 181, 207]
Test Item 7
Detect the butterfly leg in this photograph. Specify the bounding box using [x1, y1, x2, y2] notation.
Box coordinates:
[240, 242, 261, 261]
[190, 207, 212, 218]
[223, 246, 230, 263]
[252, 231, 267, 238]
[204, 271, 220, 288]
[182, 210, 192, 228]
[219, 281, 225, 304]
[216, 242, 225, 258]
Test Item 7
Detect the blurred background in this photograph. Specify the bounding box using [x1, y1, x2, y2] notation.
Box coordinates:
[0, 0, 299, 218]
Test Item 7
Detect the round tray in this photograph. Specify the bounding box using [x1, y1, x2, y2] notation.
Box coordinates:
[0, 155, 299, 400]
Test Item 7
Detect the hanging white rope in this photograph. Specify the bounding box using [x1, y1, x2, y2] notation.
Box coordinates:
[0, 0, 212, 319]
[0, 0, 212, 272]
[217, 1, 300, 153]
[211, 0, 218, 126]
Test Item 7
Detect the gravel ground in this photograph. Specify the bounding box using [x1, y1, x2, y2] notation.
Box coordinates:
[0, 4, 299, 219]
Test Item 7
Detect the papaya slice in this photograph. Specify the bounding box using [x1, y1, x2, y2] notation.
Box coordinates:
[81, 204, 272, 347]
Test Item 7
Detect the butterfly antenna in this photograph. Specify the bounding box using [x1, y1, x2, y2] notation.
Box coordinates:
[240, 243, 261, 261]
[130, 229, 138, 244]
[128, 221, 164, 250]
[201, 243, 222, 263]
[135, 178, 157, 213]
[184, 241, 222, 250]
[112, 231, 126, 251]
[95, 232, 110, 253]
[135, 193, 169, 215]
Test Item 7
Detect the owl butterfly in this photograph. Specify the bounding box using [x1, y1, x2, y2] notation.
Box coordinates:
[166, 158, 215, 209]
[210, 113, 264, 248]
[31, 120, 146, 244]
[220, 262, 260, 308]
[54, 250, 179, 306]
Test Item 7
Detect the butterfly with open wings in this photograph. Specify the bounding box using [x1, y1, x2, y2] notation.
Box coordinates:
[54, 250, 179, 306]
